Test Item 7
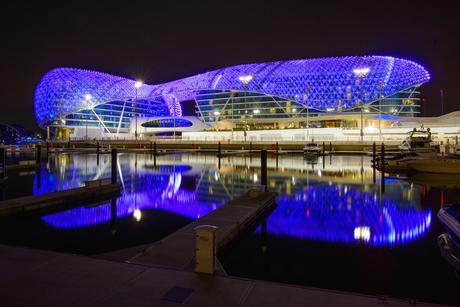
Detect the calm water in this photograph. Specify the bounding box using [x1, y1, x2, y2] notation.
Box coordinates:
[0, 152, 459, 304]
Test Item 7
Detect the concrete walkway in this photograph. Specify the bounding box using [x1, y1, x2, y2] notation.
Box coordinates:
[0, 245, 441, 307]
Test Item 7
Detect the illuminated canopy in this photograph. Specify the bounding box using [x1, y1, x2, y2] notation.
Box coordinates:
[34, 56, 430, 129]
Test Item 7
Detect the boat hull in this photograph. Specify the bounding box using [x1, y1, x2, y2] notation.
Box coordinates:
[408, 158, 460, 174]
[438, 206, 460, 250]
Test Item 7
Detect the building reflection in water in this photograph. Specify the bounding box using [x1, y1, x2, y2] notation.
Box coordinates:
[269, 184, 431, 246]
[36, 153, 431, 246]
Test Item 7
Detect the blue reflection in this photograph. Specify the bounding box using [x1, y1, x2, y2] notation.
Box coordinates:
[266, 184, 431, 246]
[35, 155, 224, 229]
[34, 154, 432, 246]
[41, 172, 223, 229]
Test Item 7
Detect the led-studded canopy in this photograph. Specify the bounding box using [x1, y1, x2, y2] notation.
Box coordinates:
[34, 56, 430, 132]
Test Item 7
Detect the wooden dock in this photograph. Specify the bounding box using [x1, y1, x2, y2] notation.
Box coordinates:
[128, 190, 277, 271]
[0, 181, 121, 217]
[5, 161, 41, 172]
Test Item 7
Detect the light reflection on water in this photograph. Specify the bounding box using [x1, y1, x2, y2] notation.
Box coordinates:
[34, 153, 431, 247]
[271, 184, 431, 246]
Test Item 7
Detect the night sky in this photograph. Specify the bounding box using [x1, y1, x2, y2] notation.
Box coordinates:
[1, 0, 459, 130]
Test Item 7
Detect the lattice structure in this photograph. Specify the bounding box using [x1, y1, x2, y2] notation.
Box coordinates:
[34, 56, 430, 130]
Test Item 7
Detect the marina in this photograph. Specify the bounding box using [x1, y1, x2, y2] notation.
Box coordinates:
[0, 150, 459, 304]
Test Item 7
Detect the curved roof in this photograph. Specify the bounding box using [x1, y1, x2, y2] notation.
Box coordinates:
[34, 56, 430, 127]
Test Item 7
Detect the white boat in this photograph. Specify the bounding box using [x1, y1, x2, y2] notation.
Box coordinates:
[398, 127, 437, 156]
[407, 156, 460, 174]
[303, 141, 322, 156]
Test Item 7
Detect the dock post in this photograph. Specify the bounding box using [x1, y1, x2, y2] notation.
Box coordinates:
[372, 142, 376, 184]
[322, 142, 325, 156]
[0, 147, 5, 180]
[36, 144, 42, 164]
[329, 141, 332, 153]
[276, 141, 279, 155]
[150, 141, 153, 152]
[261, 149, 267, 191]
[261, 218, 267, 253]
[46, 141, 50, 156]
[218, 141, 221, 157]
[250, 141, 252, 152]
[111, 148, 117, 184]
[195, 225, 218, 274]
[381, 143, 385, 194]
[96, 142, 100, 155]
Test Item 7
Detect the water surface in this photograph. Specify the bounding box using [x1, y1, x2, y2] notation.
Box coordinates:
[0, 152, 458, 304]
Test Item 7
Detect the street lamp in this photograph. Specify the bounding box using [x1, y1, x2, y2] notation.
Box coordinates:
[134, 81, 143, 141]
[377, 80, 384, 140]
[238, 75, 253, 142]
[353, 68, 370, 144]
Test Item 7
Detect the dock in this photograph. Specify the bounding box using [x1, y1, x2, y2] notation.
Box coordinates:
[0, 180, 121, 217]
[0, 244, 439, 306]
[128, 190, 277, 270]
[5, 161, 41, 172]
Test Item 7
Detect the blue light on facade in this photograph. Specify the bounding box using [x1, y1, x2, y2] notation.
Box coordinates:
[34, 56, 430, 131]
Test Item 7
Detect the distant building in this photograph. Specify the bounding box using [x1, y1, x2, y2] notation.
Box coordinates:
[0, 123, 41, 145]
[34, 56, 430, 139]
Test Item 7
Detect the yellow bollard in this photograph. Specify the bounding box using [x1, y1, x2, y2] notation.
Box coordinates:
[194, 225, 218, 274]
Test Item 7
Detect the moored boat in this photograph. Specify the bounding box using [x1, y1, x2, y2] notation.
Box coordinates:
[407, 156, 460, 174]
[303, 141, 322, 157]
[399, 127, 437, 156]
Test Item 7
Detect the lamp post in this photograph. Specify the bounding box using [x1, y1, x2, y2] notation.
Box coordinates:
[238, 75, 253, 142]
[304, 84, 311, 140]
[353, 68, 370, 144]
[134, 81, 143, 141]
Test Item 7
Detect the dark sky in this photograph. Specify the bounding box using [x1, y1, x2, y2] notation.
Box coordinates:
[1, 0, 459, 130]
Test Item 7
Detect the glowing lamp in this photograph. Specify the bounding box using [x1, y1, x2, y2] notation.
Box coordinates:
[134, 81, 143, 89]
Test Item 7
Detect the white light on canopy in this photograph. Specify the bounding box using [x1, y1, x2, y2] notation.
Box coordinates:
[353, 68, 370, 77]
[238, 75, 253, 84]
